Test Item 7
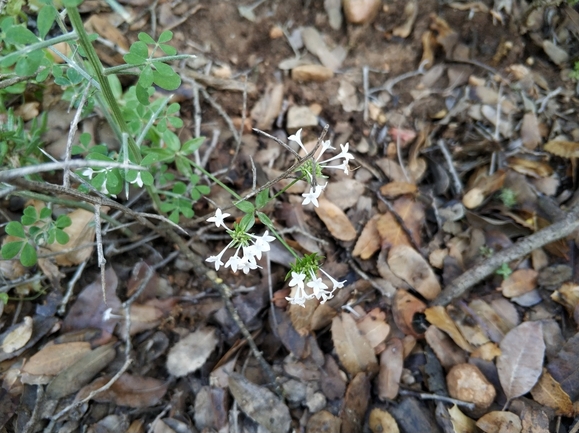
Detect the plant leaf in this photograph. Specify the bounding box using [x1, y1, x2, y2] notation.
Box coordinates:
[5, 221, 26, 238]
[497, 321, 545, 401]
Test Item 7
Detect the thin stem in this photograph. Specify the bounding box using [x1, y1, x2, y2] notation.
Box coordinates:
[104, 55, 192, 75]
[1, 31, 78, 66]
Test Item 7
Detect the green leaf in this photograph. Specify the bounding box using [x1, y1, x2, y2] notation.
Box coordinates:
[141, 171, 154, 185]
[62, 0, 84, 7]
[20, 242, 37, 267]
[123, 52, 146, 65]
[173, 181, 186, 195]
[15, 50, 44, 76]
[56, 215, 72, 229]
[168, 209, 179, 224]
[129, 41, 149, 59]
[196, 185, 210, 195]
[138, 65, 154, 88]
[168, 117, 183, 128]
[0, 293, 8, 304]
[5, 221, 26, 238]
[256, 189, 270, 209]
[159, 44, 177, 56]
[235, 201, 255, 214]
[181, 137, 204, 155]
[135, 84, 151, 106]
[138, 32, 156, 44]
[39, 207, 52, 220]
[21, 214, 37, 226]
[152, 69, 181, 91]
[144, 148, 175, 163]
[80, 132, 92, 146]
[239, 213, 255, 232]
[158, 30, 173, 43]
[55, 229, 69, 245]
[257, 211, 273, 226]
[160, 202, 175, 213]
[141, 153, 159, 166]
[166, 103, 180, 115]
[37, 5, 57, 39]
[175, 155, 192, 177]
[107, 74, 123, 100]
[6, 25, 39, 44]
[1, 241, 24, 259]
[163, 130, 180, 152]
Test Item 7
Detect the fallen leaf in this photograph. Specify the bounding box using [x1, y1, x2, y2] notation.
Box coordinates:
[353, 214, 381, 259]
[476, 411, 522, 433]
[369, 408, 400, 433]
[388, 245, 441, 300]
[166, 327, 218, 377]
[500, 269, 538, 298]
[551, 282, 579, 315]
[471, 342, 501, 361]
[85, 14, 129, 51]
[424, 306, 474, 352]
[1, 316, 33, 354]
[194, 386, 229, 432]
[392, 0, 418, 38]
[314, 196, 357, 241]
[448, 404, 478, 433]
[301, 27, 345, 71]
[379, 182, 418, 198]
[544, 140, 579, 158]
[229, 373, 291, 433]
[530, 369, 574, 417]
[331, 312, 378, 376]
[392, 289, 427, 338]
[425, 326, 467, 369]
[547, 331, 579, 400]
[356, 308, 391, 353]
[78, 373, 167, 408]
[377, 338, 403, 400]
[307, 410, 342, 432]
[250, 82, 284, 130]
[341, 372, 371, 432]
[23, 342, 91, 375]
[468, 299, 516, 343]
[497, 321, 545, 401]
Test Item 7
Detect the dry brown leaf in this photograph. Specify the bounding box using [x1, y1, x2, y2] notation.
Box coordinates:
[79, 373, 167, 408]
[507, 157, 553, 178]
[476, 411, 522, 433]
[331, 312, 378, 376]
[424, 306, 474, 352]
[369, 408, 400, 433]
[471, 342, 501, 361]
[448, 404, 478, 433]
[520, 112, 541, 150]
[421, 31, 437, 67]
[388, 245, 441, 300]
[314, 196, 357, 241]
[544, 140, 579, 158]
[392, 0, 418, 38]
[425, 326, 467, 368]
[379, 182, 418, 198]
[500, 269, 538, 298]
[23, 342, 91, 375]
[551, 282, 579, 315]
[250, 82, 284, 130]
[375, 158, 413, 183]
[85, 14, 129, 51]
[530, 369, 574, 417]
[497, 321, 545, 401]
[229, 373, 291, 433]
[463, 170, 506, 209]
[353, 214, 381, 259]
[1, 316, 33, 354]
[377, 338, 403, 400]
[469, 299, 516, 343]
[356, 308, 391, 353]
[392, 289, 426, 338]
[48, 208, 105, 266]
[166, 327, 218, 377]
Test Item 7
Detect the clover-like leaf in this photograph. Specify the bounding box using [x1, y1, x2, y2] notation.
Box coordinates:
[138, 32, 156, 44]
[20, 242, 37, 267]
[5, 221, 26, 239]
[236, 201, 255, 214]
[37, 5, 57, 39]
[55, 229, 70, 245]
[1, 241, 24, 260]
[158, 30, 173, 43]
[181, 137, 204, 155]
[256, 189, 270, 209]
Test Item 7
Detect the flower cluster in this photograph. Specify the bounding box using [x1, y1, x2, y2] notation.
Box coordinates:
[288, 129, 355, 207]
[205, 209, 275, 274]
[285, 253, 346, 307]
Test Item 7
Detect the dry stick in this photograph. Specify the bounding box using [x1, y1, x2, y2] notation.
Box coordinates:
[198, 85, 240, 144]
[398, 389, 475, 410]
[58, 259, 87, 315]
[436, 139, 463, 195]
[21, 385, 45, 433]
[164, 228, 283, 398]
[433, 203, 579, 306]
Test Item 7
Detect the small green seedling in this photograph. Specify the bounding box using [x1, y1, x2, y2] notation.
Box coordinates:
[496, 263, 513, 280]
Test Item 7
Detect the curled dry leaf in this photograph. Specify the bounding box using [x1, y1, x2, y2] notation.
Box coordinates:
[331, 312, 378, 376]
[547, 332, 579, 400]
[468, 299, 516, 343]
[392, 289, 427, 338]
[530, 369, 574, 417]
[497, 321, 545, 401]
[424, 306, 474, 352]
[379, 182, 418, 198]
[23, 342, 91, 375]
[250, 82, 284, 130]
[425, 326, 467, 369]
[229, 373, 291, 433]
[463, 170, 506, 209]
[392, 0, 418, 38]
[379, 197, 424, 249]
[1, 316, 33, 354]
[341, 372, 371, 432]
[353, 214, 381, 259]
[377, 338, 404, 400]
[388, 245, 441, 300]
[369, 408, 400, 433]
[544, 140, 579, 158]
[356, 308, 391, 353]
[471, 342, 502, 361]
[520, 112, 541, 150]
[314, 196, 357, 241]
[476, 411, 522, 433]
[448, 404, 478, 433]
[551, 282, 579, 315]
[500, 269, 538, 298]
[166, 327, 218, 377]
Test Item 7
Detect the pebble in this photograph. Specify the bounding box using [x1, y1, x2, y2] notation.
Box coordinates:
[446, 363, 496, 414]
[291, 64, 334, 82]
[542, 40, 569, 66]
[287, 105, 318, 131]
[342, 0, 381, 24]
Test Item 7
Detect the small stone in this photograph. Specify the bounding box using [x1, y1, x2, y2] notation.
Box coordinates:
[292, 64, 334, 82]
[447, 363, 496, 413]
[542, 40, 569, 66]
[342, 0, 381, 24]
[270, 25, 283, 39]
[287, 106, 318, 132]
[306, 384, 327, 413]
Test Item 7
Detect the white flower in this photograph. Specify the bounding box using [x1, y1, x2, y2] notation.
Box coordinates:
[286, 271, 312, 307]
[82, 167, 95, 179]
[307, 273, 332, 303]
[251, 230, 275, 257]
[320, 268, 346, 290]
[288, 129, 307, 153]
[239, 254, 260, 274]
[207, 208, 231, 228]
[130, 172, 144, 188]
[301, 183, 326, 207]
[225, 253, 242, 273]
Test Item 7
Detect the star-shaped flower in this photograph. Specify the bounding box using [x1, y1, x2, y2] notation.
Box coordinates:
[206, 208, 231, 228]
